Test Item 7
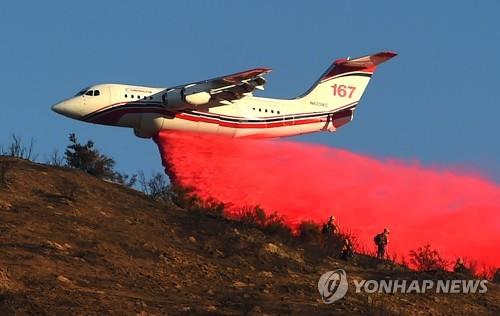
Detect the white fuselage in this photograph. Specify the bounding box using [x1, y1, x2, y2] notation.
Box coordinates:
[52, 51, 398, 138]
[52, 80, 361, 139]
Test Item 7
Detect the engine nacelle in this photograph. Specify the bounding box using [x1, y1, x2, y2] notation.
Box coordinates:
[184, 91, 211, 106]
[134, 128, 152, 138]
[133, 113, 164, 138]
[160, 89, 210, 108]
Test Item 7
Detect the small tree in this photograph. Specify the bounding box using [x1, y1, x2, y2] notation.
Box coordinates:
[64, 133, 136, 186]
[409, 244, 448, 272]
[137, 171, 170, 201]
[65, 133, 116, 179]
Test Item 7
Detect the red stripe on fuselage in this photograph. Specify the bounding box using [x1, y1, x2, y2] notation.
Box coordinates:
[87, 102, 355, 129]
[176, 113, 326, 128]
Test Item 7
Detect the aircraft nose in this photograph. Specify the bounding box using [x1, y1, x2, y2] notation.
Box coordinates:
[51, 99, 81, 119]
[51, 102, 65, 115]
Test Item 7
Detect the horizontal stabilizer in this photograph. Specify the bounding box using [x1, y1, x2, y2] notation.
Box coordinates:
[322, 51, 397, 80]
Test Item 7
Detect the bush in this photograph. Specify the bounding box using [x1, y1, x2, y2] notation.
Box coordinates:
[261, 212, 292, 241]
[168, 183, 201, 209]
[297, 221, 322, 243]
[138, 171, 170, 201]
[113, 172, 137, 188]
[64, 133, 135, 186]
[234, 207, 292, 241]
[46, 149, 65, 167]
[199, 198, 226, 217]
[237, 206, 267, 226]
[0, 134, 37, 160]
[56, 178, 79, 201]
[409, 244, 448, 272]
[65, 133, 115, 179]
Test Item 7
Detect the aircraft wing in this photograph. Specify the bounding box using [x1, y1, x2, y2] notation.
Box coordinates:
[174, 67, 272, 105]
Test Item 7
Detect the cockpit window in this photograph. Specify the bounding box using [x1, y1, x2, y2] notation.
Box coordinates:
[75, 89, 102, 97]
[75, 88, 89, 96]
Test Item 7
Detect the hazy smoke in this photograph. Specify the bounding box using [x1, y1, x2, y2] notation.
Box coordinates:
[155, 131, 500, 269]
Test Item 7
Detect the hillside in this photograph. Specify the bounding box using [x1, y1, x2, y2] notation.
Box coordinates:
[0, 156, 498, 315]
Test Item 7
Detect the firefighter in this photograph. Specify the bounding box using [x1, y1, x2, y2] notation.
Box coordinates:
[322, 215, 338, 237]
[339, 238, 354, 261]
[374, 228, 389, 260]
[453, 258, 467, 274]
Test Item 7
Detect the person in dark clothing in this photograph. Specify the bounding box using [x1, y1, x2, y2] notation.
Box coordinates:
[374, 228, 389, 260]
[339, 239, 354, 261]
[453, 258, 467, 274]
[322, 215, 338, 237]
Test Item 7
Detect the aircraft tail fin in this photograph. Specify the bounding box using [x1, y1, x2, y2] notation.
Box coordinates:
[298, 51, 397, 111]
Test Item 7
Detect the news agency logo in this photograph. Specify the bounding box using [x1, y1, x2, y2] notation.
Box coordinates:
[318, 270, 489, 304]
[317, 269, 349, 304]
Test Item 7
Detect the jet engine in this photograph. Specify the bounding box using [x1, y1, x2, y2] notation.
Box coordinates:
[160, 88, 211, 108]
[133, 113, 164, 138]
[184, 91, 211, 106]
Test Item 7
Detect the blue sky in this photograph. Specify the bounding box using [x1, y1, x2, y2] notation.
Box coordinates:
[1, 1, 499, 180]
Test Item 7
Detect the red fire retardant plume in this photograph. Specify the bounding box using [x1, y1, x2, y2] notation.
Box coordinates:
[154, 131, 500, 270]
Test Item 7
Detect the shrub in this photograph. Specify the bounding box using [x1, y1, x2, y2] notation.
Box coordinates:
[459, 260, 498, 279]
[138, 171, 170, 201]
[237, 206, 267, 226]
[297, 221, 322, 243]
[64, 133, 135, 186]
[168, 183, 201, 208]
[233, 207, 292, 241]
[0, 134, 37, 160]
[113, 172, 137, 188]
[261, 212, 293, 241]
[56, 178, 79, 201]
[409, 244, 448, 272]
[199, 198, 225, 217]
[65, 133, 115, 179]
[46, 149, 65, 167]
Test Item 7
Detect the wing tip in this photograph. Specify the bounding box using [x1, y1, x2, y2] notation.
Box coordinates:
[223, 67, 272, 83]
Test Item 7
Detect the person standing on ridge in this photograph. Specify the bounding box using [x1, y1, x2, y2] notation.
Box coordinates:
[453, 258, 467, 274]
[322, 215, 338, 237]
[322, 215, 340, 256]
[374, 228, 390, 260]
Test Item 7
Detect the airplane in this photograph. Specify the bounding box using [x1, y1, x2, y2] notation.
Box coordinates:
[52, 51, 396, 138]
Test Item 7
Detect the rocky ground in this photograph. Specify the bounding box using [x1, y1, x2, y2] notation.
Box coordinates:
[0, 156, 498, 315]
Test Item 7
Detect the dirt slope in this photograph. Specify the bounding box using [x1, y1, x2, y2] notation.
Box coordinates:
[0, 157, 498, 315]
